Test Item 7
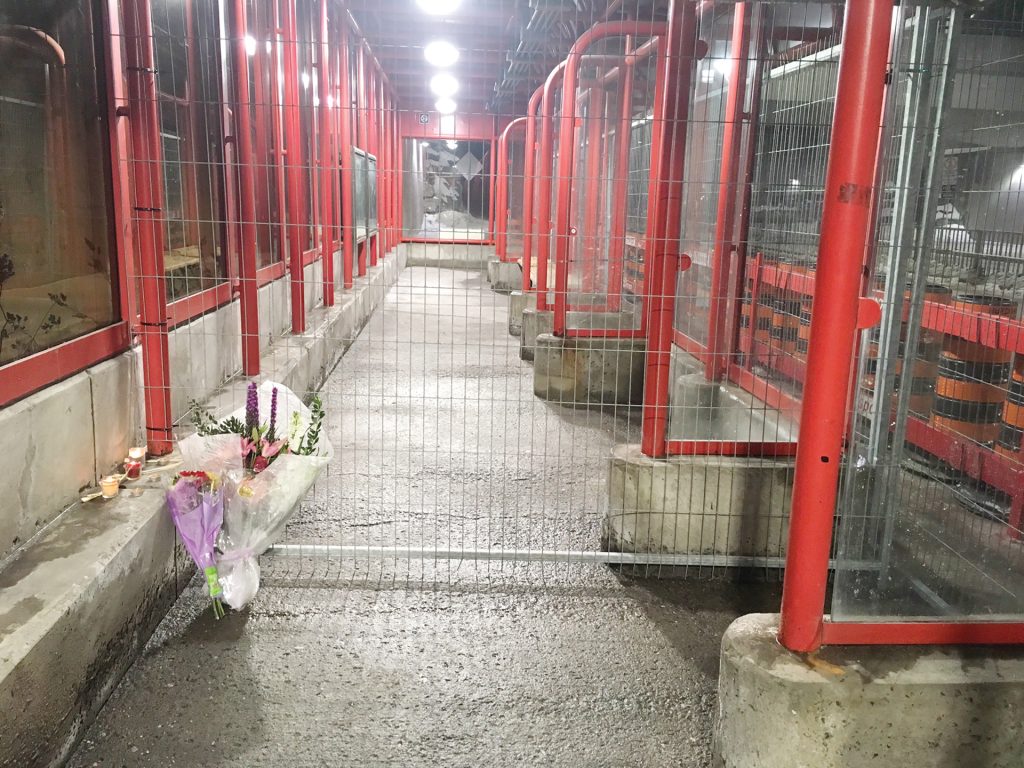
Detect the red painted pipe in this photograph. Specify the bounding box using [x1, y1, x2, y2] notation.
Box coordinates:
[521, 84, 544, 292]
[778, 0, 895, 654]
[606, 35, 637, 313]
[639, 3, 699, 457]
[231, 0, 262, 374]
[553, 21, 666, 337]
[318, 0, 335, 306]
[338, 24, 355, 288]
[705, 3, 751, 381]
[496, 117, 528, 262]
[536, 61, 566, 312]
[123, 0, 173, 455]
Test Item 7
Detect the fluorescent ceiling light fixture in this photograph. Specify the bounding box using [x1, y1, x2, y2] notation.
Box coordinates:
[417, 0, 461, 15]
[430, 72, 459, 97]
[244, 35, 257, 57]
[424, 40, 459, 68]
[435, 97, 457, 114]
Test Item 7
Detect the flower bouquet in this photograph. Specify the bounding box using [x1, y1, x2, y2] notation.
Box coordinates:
[177, 381, 332, 610]
[165, 471, 228, 618]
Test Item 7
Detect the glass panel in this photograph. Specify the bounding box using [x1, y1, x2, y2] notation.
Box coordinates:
[246, 0, 282, 268]
[367, 155, 378, 234]
[0, 0, 117, 366]
[297, 0, 317, 252]
[833, 2, 1024, 623]
[506, 135, 525, 260]
[353, 148, 368, 241]
[152, 0, 230, 301]
[401, 139, 490, 241]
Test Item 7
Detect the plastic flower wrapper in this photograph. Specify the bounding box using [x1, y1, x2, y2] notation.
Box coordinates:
[166, 472, 228, 619]
[220, 384, 332, 609]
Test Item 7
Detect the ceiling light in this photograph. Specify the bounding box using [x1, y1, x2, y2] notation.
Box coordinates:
[244, 35, 257, 57]
[430, 72, 459, 98]
[446, 139, 459, 150]
[417, 0, 461, 15]
[425, 40, 459, 68]
[301, 71, 311, 89]
[435, 97, 457, 114]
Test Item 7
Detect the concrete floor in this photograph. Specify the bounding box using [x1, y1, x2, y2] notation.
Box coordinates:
[68, 564, 779, 768]
[66, 263, 781, 767]
[289, 266, 641, 554]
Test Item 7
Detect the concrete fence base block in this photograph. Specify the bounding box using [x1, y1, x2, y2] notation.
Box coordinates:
[487, 259, 522, 293]
[520, 307, 553, 361]
[716, 613, 1024, 768]
[604, 444, 792, 555]
[508, 291, 529, 336]
[533, 334, 646, 406]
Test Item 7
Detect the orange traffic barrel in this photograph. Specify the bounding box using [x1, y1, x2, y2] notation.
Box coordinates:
[997, 360, 1024, 461]
[771, 300, 801, 354]
[932, 355, 1010, 444]
[942, 294, 1017, 366]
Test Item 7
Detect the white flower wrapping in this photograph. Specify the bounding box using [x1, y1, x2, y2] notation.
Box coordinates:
[178, 382, 332, 609]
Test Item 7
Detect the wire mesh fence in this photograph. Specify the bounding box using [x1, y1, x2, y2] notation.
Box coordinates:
[10, 0, 1023, 608]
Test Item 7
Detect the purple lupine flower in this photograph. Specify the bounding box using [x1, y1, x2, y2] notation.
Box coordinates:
[244, 382, 259, 436]
[268, 386, 279, 441]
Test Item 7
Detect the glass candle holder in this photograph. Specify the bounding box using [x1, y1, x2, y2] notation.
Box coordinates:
[124, 458, 142, 480]
[128, 446, 147, 467]
[100, 475, 120, 499]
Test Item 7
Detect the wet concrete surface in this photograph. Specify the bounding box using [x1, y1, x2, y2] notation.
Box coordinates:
[68, 564, 780, 768]
[288, 266, 641, 554]
[67, 264, 782, 766]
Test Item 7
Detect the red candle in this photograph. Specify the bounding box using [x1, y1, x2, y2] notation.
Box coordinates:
[124, 458, 142, 480]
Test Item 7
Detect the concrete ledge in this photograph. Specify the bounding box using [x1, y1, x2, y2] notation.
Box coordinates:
[486, 259, 522, 293]
[533, 333, 646, 406]
[0, 251, 405, 768]
[519, 307, 553, 361]
[404, 242, 493, 269]
[716, 614, 1024, 768]
[508, 291, 529, 336]
[605, 444, 792, 555]
[0, 490, 182, 768]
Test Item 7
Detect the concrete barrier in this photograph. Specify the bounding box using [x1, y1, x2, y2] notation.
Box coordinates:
[533, 334, 646, 407]
[605, 444, 792, 556]
[716, 613, 1024, 768]
[487, 259, 522, 293]
[508, 291, 529, 336]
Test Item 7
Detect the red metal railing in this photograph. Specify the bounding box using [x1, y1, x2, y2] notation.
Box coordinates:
[495, 117, 528, 263]
[552, 21, 666, 338]
[778, 0, 895, 653]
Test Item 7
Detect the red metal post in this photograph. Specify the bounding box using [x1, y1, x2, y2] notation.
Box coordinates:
[491, 135, 499, 243]
[367, 60, 378, 266]
[521, 85, 544, 292]
[317, 0, 335, 306]
[393, 108, 402, 247]
[554, 21, 666, 337]
[338, 24, 355, 289]
[705, 3, 750, 381]
[231, 0, 262, 374]
[279, 0, 305, 333]
[123, 0, 173, 455]
[778, 0, 896, 654]
[536, 61, 566, 312]
[638, 2, 699, 457]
